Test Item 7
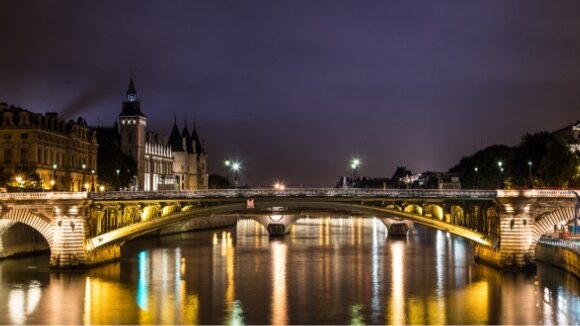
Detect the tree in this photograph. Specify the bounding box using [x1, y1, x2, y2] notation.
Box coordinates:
[96, 137, 137, 190]
[449, 132, 580, 189]
[209, 174, 231, 189]
[449, 145, 512, 189]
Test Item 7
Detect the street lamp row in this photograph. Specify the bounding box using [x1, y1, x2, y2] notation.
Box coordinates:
[473, 160, 533, 190]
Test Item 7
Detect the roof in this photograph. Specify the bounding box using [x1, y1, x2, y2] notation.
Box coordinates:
[191, 126, 205, 154]
[168, 122, 183, 152]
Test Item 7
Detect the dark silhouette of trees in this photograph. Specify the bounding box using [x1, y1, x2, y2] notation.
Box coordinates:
[208, 174, 231, 189]
[449, 132, 579, 189]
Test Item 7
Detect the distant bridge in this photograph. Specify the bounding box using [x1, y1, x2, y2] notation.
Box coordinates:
[0, 188, 577, 269]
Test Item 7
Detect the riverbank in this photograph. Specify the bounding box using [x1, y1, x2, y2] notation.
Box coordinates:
[536, 242, 580, 278]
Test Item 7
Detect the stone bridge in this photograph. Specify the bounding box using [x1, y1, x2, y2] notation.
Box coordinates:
[0, 189, 577, 269]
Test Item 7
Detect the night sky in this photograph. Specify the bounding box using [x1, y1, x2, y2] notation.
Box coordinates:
[1, 1, 580, 186]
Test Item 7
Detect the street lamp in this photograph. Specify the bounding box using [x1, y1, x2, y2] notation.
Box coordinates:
[116, 169, 120, 191]
[81, 163, 86, 192]
[91, 170, 95, 192]
[528, 161, 533, 189]
[498, 161, 504, 189]
[350, 157, 361, 187]
[224, 158, 231, 182]
[231, 161, 241, 186]
[15, 176, 23, 192]
[52, 163, 57, 191]
[474, 166, 479, 189]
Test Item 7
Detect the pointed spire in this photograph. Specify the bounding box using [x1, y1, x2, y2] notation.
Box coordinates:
[127, 77, 137, 102]
[193, 112, 196, 130]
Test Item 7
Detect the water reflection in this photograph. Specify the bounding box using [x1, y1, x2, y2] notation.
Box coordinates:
[0, 218, 578, 324]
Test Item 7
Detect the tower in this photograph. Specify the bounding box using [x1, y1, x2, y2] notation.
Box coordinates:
[118, 78, 147, 190]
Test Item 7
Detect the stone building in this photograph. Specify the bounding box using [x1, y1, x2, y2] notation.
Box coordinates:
[553, 121, 580, 153]
[0, 103, 98, 191]
[113, 79, 208, 191]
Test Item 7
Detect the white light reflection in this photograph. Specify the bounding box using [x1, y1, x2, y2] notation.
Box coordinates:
[8, 281, 42, 325]
[388, 241, 405, 325]
[271, 241, 288, 325]
[371, 218, 380, 317]
[136, 251, 149, 310]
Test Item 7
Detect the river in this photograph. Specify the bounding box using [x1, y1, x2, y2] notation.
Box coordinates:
[0, 217, 578, 324]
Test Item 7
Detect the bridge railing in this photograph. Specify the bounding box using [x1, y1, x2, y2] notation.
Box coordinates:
[496, 189, 579, 198]
[88, 188, 498, 200]
[538, 237, 580, 254]
[0, 192, 89, 200]
[1, 188, 578, 201]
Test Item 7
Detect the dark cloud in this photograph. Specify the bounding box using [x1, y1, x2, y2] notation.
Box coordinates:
[1, 0, 580, 186]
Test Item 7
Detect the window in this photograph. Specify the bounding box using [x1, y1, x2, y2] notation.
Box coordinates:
[3, 149, 11, 164]
[3, 134, 11, 139]
[20, 148, 28, 164]
[20, 133, 28, 139]
[128, 132, 132, 144]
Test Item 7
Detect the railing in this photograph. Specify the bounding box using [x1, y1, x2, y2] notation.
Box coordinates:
[0, 188, 577, 201]
[497, 189, 579, 198]
[538, 237, 580, 254]
[89, 188, 498, 200]
[0, 192, 89, 200]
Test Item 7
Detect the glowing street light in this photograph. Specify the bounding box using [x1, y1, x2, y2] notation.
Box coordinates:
[474, 166, 479, 189]
[91, 169, 95, 192]
[15, 176, 23, 192]
[350, 157, 361, 187]
[274, 182, 286, 190]
[52, 163, 58, 191]
[231, 161, 241, 186]
[116, 169, 120, 191]
[81, 163, 86, 192]
[497, 161, 504, 189]
[528, 161, 533, 189]
[224, 158, 231, 182]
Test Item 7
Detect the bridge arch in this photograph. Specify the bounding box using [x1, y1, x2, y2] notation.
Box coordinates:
[0, 208, 54, 247]
[88, 200, 492, 250]
[532, 206, 576, 249]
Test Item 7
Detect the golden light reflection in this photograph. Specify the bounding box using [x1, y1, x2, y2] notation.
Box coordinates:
[388, 241, 405, 325]
[271, 241, 288, 325]
[9, 282, 41, 326]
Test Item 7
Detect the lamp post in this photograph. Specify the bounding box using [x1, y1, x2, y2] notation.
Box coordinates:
[91, 169, 95, 192]
[528, 161, 533, 189]
[231, 162, 241, 187]
[15, 176, 23, 192]
[81, 163, 86, 192]
[224, 158, 231, 183]
[116, 169, 120, 191]
[498, 161, 504, 189]
[52, 163, 57, 191]
[350, 157, 361, 187]
[474, 166, 479, 189]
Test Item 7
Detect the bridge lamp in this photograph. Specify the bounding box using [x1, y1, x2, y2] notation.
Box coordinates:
[81, 164, 86, 192]
[528, 161, 533, 189]
[224, 158, 231, 182]
[84, 183, 90, 191]
[474, 167, 479, 190]
[15, 176, 23, 191]
[99, 185, 105, 192]
[497, 161, 504, 190]
[116, 169, 120, 191]
[231, 161, 241, 186]
[350, 157, 361, 187]
[52, 164, 58, 191]
[274, 182, 280, 190]
[91, 169, 95, 192]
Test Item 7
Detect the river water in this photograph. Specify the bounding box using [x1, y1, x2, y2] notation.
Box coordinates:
[0, 217, 578, 325]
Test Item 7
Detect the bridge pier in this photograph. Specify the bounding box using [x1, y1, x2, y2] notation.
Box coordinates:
[246, 215, 301, 236]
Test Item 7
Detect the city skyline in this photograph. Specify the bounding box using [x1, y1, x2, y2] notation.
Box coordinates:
[2, 1, 580, 185]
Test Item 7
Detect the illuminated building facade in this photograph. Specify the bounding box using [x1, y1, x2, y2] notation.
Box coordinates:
[0, 103, 98, 191]
[553, 120, 580, 152]
[115, 79, 208, 190]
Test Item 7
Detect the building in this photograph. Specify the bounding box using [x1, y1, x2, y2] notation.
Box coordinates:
[0, 103, 98, 191]
[113, 79, 208, 191]
[552, 121, 580, 153]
